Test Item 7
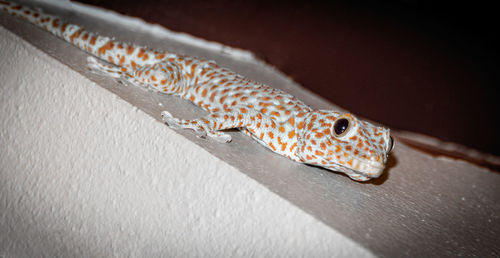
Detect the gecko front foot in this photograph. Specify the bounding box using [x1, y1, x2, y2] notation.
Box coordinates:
[161, 111, 232, 143]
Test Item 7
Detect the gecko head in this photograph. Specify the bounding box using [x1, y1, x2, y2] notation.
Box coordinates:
[296, 110, 394, 181]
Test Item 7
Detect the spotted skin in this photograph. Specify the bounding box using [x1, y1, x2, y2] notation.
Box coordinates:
[1, 1, 394, 181]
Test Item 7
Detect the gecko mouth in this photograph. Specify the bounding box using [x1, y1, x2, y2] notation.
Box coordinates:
[325, 157, 385, 179]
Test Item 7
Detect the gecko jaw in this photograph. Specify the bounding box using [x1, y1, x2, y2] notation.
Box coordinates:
[326, 157, 386, 181]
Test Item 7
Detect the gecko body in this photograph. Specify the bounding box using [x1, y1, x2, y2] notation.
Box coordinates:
[1, 0, 394, 181]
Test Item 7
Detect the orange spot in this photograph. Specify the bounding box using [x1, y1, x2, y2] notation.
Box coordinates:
[347, 160, 353, 166]
[290, 142, 297, 152]
[297, 122, 305, 129]
[320, 142, 326, 150]
[219, 96, 227, 104]
[335, 146, 342, 153]
[98, 41, 114, 56]
[119, 56, 125, 66]
[271, 111, 280, 117]
[239, 108, 247, 113]
[279, 126, 285, 133]
[288, 130, 295, 139]
[61, 23, 68, 33]
[268, 132, 274, 139]
[201, 89, 208, 97]
[281, 142, 287, 152]
[346, 145, 352, 151]
[137, 48, 146, 58]
[126, 46, 135, 55]
[156, 53, 166, 59]
[151, 75, 157, 81]
[209, 92, 217, 102]
[89, 36, 97, 45]
[315, 150, 324, 156]
[189, 95, 195, 102]
[269, 143, 277, 151]
[69, 29, 83, 43]
[52, 18, 59, 28]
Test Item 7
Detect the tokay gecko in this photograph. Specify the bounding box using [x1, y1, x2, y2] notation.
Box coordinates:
[1, 0, 394, 181]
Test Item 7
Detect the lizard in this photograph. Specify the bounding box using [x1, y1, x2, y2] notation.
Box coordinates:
[0, 0, 394, 181]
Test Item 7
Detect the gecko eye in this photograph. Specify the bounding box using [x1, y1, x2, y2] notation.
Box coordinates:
[333, 118, 350, 137]
[388, 136, 395, 152]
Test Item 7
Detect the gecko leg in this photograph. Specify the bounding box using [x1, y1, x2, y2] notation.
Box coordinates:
[161, 108, 275, 143]
[87, 56, 152, 89]
[161, 111, 232, 143]
[87, 56, 129, 78]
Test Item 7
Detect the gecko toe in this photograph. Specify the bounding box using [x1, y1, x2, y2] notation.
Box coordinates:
[209, 132, 232, 143]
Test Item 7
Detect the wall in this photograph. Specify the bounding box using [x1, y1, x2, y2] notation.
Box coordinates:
[0, 26, 373, 257]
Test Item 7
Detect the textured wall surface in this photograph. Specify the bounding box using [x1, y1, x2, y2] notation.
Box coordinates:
[0, 27, 373, 257]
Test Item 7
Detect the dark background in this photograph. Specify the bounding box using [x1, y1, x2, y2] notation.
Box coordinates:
[78, 0, 498, 156]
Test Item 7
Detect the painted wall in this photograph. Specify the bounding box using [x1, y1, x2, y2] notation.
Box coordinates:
[0, 26, 372, 257]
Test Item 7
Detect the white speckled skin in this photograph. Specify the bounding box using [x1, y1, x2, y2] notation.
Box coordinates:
[1, 0, 393, 181]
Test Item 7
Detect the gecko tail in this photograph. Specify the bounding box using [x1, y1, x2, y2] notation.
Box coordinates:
[0, 0, 170, 69]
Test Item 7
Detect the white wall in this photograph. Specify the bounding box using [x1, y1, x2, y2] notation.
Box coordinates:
[0, 26, 373, 257]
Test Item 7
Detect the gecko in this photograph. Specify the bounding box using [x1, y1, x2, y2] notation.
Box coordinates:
[1, 0, 394, 181]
